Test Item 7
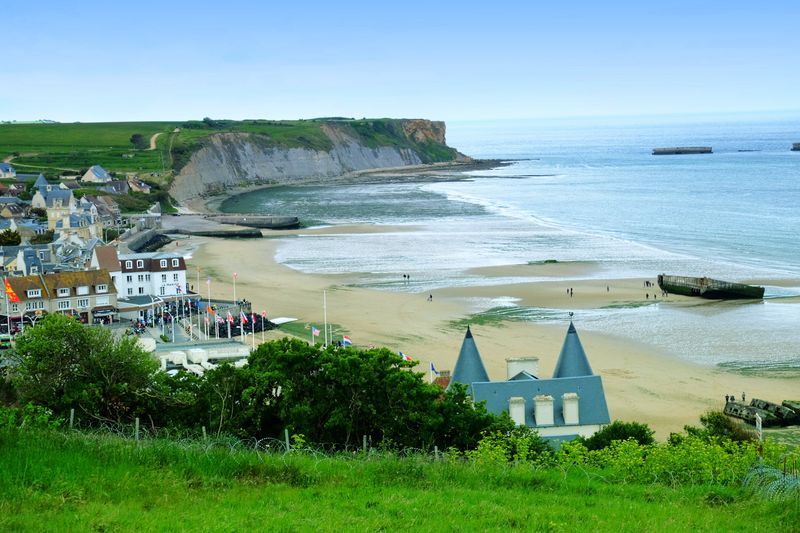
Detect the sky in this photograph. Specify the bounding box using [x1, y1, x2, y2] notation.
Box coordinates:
[2, 1, 799, 122]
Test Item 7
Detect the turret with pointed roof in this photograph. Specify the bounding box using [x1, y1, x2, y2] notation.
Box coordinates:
[552, 322, 594, 378]
[448, 326, 490, 391]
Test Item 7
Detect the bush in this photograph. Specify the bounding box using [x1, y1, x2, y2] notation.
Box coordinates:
[683, 410, 756, 443]
[580, 420, 655, 451]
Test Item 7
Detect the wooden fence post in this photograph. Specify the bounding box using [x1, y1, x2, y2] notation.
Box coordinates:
[284, 428, 290, 452]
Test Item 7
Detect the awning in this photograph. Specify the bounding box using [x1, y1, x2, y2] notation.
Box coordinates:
[92, 306, 117, 317]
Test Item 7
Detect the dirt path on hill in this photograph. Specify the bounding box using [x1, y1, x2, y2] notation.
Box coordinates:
[2, 154, 15, 163]
[148, 132, 163, 150]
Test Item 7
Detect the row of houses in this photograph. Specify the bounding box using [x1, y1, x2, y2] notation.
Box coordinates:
[1, 245, 188, 328]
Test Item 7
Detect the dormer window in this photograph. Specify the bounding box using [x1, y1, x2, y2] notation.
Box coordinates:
[57, 288, 70, 297]
[160, 259, 167, 268]
[26, 289, 42, 298]
[76, 286, 89, 296]
[171, 258, 179, 267]
[96, 284, 107, 293]
[125, 260, 133, 269]
[136, 260, 144, 268]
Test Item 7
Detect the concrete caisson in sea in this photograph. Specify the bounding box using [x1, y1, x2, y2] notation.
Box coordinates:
[657, 274, 765, 299]
[652, 146, 713, 155]
[792, 143, 800, 151]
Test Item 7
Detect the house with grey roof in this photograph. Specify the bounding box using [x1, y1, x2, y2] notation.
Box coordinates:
[0, 163, 16, 179]
[99, 179, 130, 195]
[33, 174, 50, 190]
[82, 165, 112, 184]
[449, 322, 610, 443]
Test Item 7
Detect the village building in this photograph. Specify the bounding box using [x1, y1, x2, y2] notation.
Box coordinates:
[99, 180, 130, 195]
[5, 183, 26, 197]
[448, 323, 611, 443]
[1, 269, 117, 327]
[81, 165, 112, 184]
[127, 177, 151, 194]
[0, 163, 16, 179]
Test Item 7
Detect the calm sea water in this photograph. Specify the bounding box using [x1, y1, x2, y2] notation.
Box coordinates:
[221, 114, 800, 368]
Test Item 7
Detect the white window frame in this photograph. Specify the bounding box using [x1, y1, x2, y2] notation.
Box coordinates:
[137, 260, 144, 268]
[26, 289, 41, 298]
[76, 286, 89, 296]
[160, 259, 167, 268]
[171, 258, 179, 267]
[127, 288, 133, 296]
[57, 288, 70, 297]
[96, 284, 107, 293]
[77, 298, 89, 309]
[57, 300, 71, 310]
[125, 260, 133, 269]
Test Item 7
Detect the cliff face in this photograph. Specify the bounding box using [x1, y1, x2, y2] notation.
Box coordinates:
[170, 119, 467, 203]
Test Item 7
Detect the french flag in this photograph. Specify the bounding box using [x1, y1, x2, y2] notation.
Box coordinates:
[342, 335, 353, 346]
[399, 352, 413, 362]
[240, 311, 248, 324]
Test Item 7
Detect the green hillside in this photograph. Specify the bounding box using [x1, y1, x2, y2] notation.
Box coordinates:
[2, 428, 798, 531]
[0, 119, 461, 182]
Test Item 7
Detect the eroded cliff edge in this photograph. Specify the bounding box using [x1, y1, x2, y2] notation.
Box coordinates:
[170, 119, 470, 204]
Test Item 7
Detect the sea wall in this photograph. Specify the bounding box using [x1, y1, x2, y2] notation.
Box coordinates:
[170, 120, 467, 204]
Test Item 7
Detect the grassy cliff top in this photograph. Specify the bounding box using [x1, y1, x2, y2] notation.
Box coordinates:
[0, 118, 459, 182]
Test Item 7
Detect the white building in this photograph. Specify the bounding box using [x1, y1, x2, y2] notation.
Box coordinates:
[116, 252, 187, 299]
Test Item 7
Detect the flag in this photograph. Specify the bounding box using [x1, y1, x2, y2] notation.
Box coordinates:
[240, 311, 248, 324]
[204, 316, 209, 325]
[206, 305, 213, 314]
[251, 313, 256, 324]
[216, 314, 223, 323]
[206, 277, 210, 286]
[311, 326, 320, 337]
[430, 362, 439, 375]
[342, 335, 353, 346]
[176, 284, 182, 294]
[261, 310, 267, 318]
[4, 278, 19, 303]
[227, 311, 234, 323]
[233, 272, 238, 280]
[398, 351, 412, 362]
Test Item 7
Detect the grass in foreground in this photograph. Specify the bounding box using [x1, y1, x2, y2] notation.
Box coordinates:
[1, 428, 798, 532]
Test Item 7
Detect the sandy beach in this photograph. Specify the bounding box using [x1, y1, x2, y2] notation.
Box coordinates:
[173, 227, 800, 440]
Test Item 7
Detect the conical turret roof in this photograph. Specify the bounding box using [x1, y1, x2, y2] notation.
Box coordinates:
[448, 326, 490, 391]
[552, 322, 594, 378]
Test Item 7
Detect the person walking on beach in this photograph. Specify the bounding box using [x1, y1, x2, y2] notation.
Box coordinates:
[427, 294, 433, 302]
[569, 288, 573, 298]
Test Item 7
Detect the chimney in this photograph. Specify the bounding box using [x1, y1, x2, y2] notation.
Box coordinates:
[534, 395, 554, 426]
[508, 396, 526, 426]
[562, 393, 580, 425]
[506, 357, 540, 379]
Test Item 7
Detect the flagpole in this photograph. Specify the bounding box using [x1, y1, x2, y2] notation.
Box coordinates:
[196, 267, 202, 338]
[251, 313, 255, 350]
[233, 272, 237, 312]
[261, 311, 265, 344]
[3, 278, 10, 336]
[323, 290, 328, 347]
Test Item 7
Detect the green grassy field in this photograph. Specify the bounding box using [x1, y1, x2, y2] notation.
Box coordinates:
[1, 428, 798, 532]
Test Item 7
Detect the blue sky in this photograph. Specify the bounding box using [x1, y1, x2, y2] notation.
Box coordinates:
[3, 1, 799, 122]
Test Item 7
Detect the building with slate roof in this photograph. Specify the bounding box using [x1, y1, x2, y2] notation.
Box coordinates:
[449, 322, 610, 442]
[82, 165, 112, 183]
[0, 163, 16, 179]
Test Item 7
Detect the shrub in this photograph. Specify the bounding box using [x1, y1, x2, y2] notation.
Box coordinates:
[580, 420, 655, 450]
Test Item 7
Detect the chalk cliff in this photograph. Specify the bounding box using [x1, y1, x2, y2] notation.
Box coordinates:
[170, 119, 468, 203]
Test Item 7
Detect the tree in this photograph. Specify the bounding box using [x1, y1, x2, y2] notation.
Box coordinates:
[129, 133, 147, 150]
[30, 230, 55, 245]
[580, 420, 655, 451]
[11, 314, 163, 424]
[0, 230, 21, 246]
[682, 410, 755, 443]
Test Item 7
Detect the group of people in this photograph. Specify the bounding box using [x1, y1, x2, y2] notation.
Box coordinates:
[725, 393, 747, 403]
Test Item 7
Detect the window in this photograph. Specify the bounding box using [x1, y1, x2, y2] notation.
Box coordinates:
[125, 260, 132, 269]
[126, 275, 132, 282]
[57, 288, 70, 297]
[30, 266, 38, 274]
[159, 286, 165, 296]
[96, 296, 109, 306]
[26, 289, 41, 298]
[57, 300, 71, 310]
[25, 301, 45, 310]
[96, 284, 107, 293]
[127, 288, 133, 296]
[160, 259, 167, 268]
[172, 258, 179, 267]
[76, 286, 89, 296]
[161, 274, 167, 282]
[173, 274, 179, 282]
[77, 298, 89, 308]
[138, 287, 145, 295]
[145, 274, 150, 281]
[137, 274, 144, 282]
[137, 260, 144, 268]
[10, 304, 18, 313]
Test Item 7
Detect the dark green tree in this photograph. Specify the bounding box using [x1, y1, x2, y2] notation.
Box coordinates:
[0, 230, 21, 246]
[130, 133, 147, 150]
[580, 420, 655, 450]
[11, 314, 164, 424]
[681, 410, 755, 443]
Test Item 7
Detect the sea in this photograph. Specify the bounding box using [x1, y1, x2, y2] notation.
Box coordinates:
[220, 112, 800, 370]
